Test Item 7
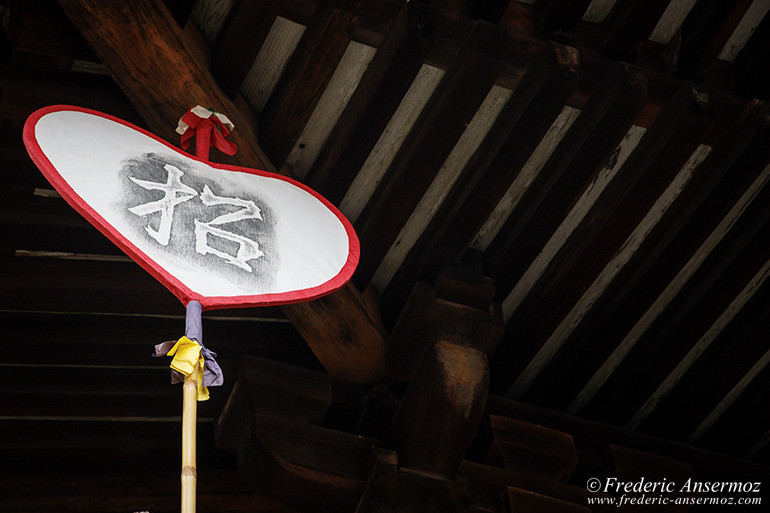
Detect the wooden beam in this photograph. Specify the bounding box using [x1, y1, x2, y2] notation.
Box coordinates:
[638, 279, 770, 441]
[484, 62, 647, 301]
[733, 9, 770, 102]
[695, 364, 770, 457]
[381, 42, 578, 311]
[211, 0, 280, 98]
[353, 20, 510, 287]
[527, 102, 770, 410]
[57, 0, 387, 383]
[354, 450, 454, 513]
[305, 1, 435, 205]
[674, 0, 753, 78]
[583, 201, 770, 427]
[502, 487, 590, 513]
[601, 0, 671, 61]
[486, 396, 770, 484]
[236, 412, 374, 511]
[486, 415, 578, 482]
[494, 82, 713, 399]
[533, 0, 592, 43]
[215, 355, 332, 451]
[259, 0, 362, 165]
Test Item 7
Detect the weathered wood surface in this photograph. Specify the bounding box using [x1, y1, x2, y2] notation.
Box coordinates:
[674, 0, 753, 78]
[353, 20, 510, 287]
[306, 1, 435, 205]
[211, 0, 280, 98]
[527, 102, 770, 411]
[495, 82, 714, 399]
[259, 0, 362, 165]
[381, 42, 578, 310]
[58, 0, 388, 383]
[484, 62, 647, 296]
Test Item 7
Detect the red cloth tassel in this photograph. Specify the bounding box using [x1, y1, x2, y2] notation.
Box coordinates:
[179, 109, 237, 162]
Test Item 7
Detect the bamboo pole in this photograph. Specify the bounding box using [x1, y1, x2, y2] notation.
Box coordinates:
[181, 300, 202, 513]
[181, 372, 197, 513]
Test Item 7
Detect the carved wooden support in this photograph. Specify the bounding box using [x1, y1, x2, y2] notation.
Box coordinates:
[388, 339, 489, 481]
[386, 266, 503, 383]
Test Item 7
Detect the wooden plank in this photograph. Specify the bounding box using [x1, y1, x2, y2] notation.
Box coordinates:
[354, 450, 453, 513]
[648, 0, 697, 44]
[58, 0, 388, 383]
[236, 412, 374, 511]
[733, 8, 770, 101]
[305, 1, 435, 205]
[338, 64, 445, 223]
[471, 106, 580, 251]
[239, 16, 306, 113]
[717, 0, 770, 62]
[527, 103, 770, 411]
[258, 0, 362, 165]
[581, 198, 770, 426]
[0, 255, 277, 320]
[211, 0, 280, 98]
[639, 280, 770, 441]
[487, 396, 770, 484]
[380, 42, 578, 311]
[353, 20, 510, 287]
[601, 0, 671, 61]
[0, 492, 300, 513]
[215, 355, 332, 451]
[388, 340, 489, 480]
[533, 0, 592, 43]
[285, 41, 377, 178]
[695, 364, 770, 457]
[0, 420, 233, 473]
[608, 445, 693, 483]
[675, 0, 753, 77]
[486, 415, 578, 482]
[0, 311, 305, 367]
[494, 82, 713, 398]
[370, 84, 513, 297]
[484, 63, 647, 304]
[519, 144, 708, 407]
[503, 487, 590, 513]
[0, 64, 141, 123]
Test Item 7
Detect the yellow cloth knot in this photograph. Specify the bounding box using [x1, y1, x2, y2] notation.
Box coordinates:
[167, 336, 209, 401]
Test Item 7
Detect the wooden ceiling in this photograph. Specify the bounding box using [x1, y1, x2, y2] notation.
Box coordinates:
[2, 0, 770, 511]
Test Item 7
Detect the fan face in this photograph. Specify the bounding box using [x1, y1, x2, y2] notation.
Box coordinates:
[24, 106, 359, 309]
